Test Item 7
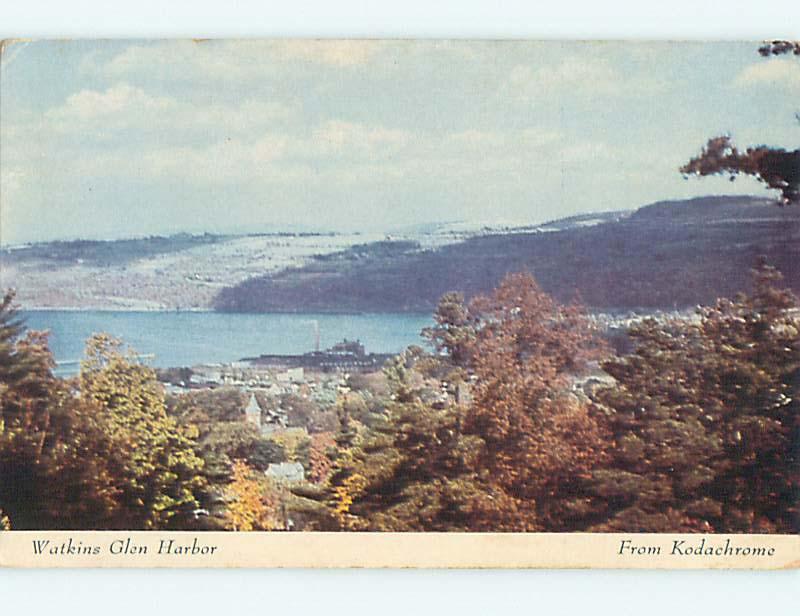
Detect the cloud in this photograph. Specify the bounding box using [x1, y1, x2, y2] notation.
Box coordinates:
[38, 83, 295, 142]
[45, 83, 175, 126]
[2, 40, 695, 242]
[78, 120, 414, 187]
[504, 55, 667, 102]
[509, 57, 619, 94]
[270, 40, 385, 67]
[309, 120, 412, 158]
[98, 40, 385, 85]
[135, 135, 291, 184]
[2, 65, 644, 200]
[734, 58, 800, 91]
[1, 109, 673, 243]
[4, 83, 614, 201]
[560, 141, 615, 164]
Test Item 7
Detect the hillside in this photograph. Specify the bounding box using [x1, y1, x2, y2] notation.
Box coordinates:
[0, 227, 470, 310]
[214, 196, 800, 313]
[0, 233, 229, 268]
[0, 231, 382, 310]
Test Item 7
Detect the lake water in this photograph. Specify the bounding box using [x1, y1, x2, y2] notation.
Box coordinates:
[21, 310, 433, 375]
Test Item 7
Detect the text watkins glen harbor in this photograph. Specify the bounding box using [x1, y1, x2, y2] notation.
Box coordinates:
[0, 40, 799, 569]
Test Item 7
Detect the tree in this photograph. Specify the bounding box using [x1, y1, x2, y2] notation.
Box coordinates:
[249, 438, 287, 470]
[0, 292, 62, 528]
[223, 460, 281, 530]
[681, 42, 799, 205]
[326, 273, 610, 531]
[307, 431, 336, 484]
[681, 136, 800, 205]
[0, 294, 119, 529]
[335, 365, 490, 531]
[422, 291, 477, 367]
[758, 40, 800, 57]
[167, 388, 247, 426]
[78, 334, 206, 529]
[590, 261, 799, 532]
[460, 273, 609, 530]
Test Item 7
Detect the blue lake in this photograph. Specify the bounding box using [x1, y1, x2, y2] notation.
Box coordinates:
[21, 310, 433, 375]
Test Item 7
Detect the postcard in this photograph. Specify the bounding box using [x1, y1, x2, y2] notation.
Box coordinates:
[0, 39, 798, 569]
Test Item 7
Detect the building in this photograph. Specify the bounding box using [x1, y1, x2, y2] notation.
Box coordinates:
[287, 367, 305, 383]
[262, 409, 289, 434]
[265, 462, 305, 483]
[244, 393, 262, 429]
[243, 339, 394, 373]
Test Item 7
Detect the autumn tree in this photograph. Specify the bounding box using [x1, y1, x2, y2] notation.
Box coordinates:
[758, 40, 800, 57]
[78, 334, 206, 529]
[326, 273, 610, 531]
[223, 459, 284, 530]
[681, 42, 799, 205]
[458, 273, 609, 530]
[0, 295, 118, 529]
[307, 431, 336, 484]
[681, 136, 800, 205]
[0, 292, 65, 528]
[590, 261, 799, 532]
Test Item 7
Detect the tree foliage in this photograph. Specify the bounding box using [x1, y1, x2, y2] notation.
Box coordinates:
[758, 40, 800, 57]
[166, 387, 287, 484]
[590, 261, 799, 532]
[308, 431, 336, 484]
[0, 292, 75, 528]
[78, 335, 206, 529]
[0, 307, 207, 530]
[681, 136, 800, 205]
[326, 273, 610, 531]
[223, 460, 282, 531]
[681, 43, 800, 205]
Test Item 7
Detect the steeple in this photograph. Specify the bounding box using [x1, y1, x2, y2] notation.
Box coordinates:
[244, 393, 262, 428]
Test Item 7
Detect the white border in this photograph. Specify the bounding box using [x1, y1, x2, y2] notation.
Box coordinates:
[0, 0, 798, 38]
[1, 1, 799, 614]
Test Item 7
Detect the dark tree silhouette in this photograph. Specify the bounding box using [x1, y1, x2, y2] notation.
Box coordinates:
[758, 40, 800, 57]
[681, 41, 800, 205]
[681, 136, 800, 205]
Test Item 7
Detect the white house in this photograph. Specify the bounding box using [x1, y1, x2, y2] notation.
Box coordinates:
[265, 462, 305, 483]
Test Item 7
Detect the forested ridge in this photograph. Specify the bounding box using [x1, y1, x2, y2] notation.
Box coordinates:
[215, 195, 800, 314]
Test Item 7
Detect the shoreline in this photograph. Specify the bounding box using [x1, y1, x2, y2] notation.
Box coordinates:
[19, 307, 435, 317]
[19, 305, 696, 317]
[21, 306, 214, 313]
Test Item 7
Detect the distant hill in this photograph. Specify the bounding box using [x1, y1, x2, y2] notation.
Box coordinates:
[0, 231, 350, 268]
[213, 196, 800, 313]
[0, 230, 382, 310]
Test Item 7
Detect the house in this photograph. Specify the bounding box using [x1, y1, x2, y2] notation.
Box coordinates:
[244, 393, 262, 429]
[261, 404, 289, 435]
[264, 383, 283, 397]
[265, 461, 305, 483]
[190, 365, 223, 385]
[287, 367, 305, 383]
[456, 381, 473, 405]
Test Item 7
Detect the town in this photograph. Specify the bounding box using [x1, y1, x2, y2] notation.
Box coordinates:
[155, 339, 402, 511]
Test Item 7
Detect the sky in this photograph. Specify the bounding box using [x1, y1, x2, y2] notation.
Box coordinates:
[1, 39, 798, 244]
